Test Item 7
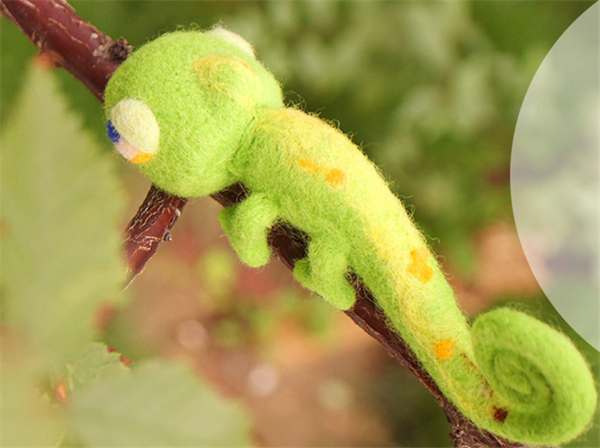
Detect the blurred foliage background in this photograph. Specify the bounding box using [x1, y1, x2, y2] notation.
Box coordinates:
[1, 1, 598, 447]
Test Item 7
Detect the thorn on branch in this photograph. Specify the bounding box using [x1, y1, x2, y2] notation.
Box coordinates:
[125, 186, 187, 280]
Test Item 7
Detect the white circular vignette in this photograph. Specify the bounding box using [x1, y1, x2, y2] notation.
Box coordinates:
[511, 3, 599, 349]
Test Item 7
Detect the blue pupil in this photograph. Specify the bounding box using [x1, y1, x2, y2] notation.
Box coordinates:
[106, 120, 121, 144]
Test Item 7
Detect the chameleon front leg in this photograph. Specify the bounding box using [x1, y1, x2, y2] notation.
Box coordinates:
[293, 235, 356, 310]
[218, 193, 279, 268]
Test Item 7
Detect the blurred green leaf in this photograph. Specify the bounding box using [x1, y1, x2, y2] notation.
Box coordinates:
[57, 342, 131, 395]
[1, 347, 65, 447]
[69, 361, 253, 447]
[0, 63, 126, 366]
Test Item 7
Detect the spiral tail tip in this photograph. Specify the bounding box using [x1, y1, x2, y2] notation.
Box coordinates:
[472, 308, 597, 446]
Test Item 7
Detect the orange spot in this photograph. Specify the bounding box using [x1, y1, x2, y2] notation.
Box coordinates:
[435, 340, 454, 360]
[299, 158, 319, 173]
[299, 159, 345, 187]
[131, 151, 153, 164]
[54, 379, 68, 404]
[326, 169, 346, 186]
[408, 247, 434, 283]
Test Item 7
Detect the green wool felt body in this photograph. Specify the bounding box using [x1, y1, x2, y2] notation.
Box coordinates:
[104, 29, 597, 445]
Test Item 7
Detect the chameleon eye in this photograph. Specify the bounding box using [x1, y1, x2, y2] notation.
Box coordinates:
[106, 120, 121, 144]
[108, 98, 160, 163]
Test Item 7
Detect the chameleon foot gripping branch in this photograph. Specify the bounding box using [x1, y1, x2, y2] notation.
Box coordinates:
[103, 29, 597, 446]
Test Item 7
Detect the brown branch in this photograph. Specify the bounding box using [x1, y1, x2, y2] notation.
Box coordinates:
[125, 187, 187, 278]
[0, 1, 527, 446]
[0, 0, 129, 100]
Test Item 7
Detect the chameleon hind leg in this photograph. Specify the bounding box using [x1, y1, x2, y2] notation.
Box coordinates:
[218, 193, 279, 268]
[293, 235, 356, 310]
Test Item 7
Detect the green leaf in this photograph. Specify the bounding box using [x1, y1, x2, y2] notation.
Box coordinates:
[69, 361, 253, 447]
[1, 342, 65, 447]
[57, 342, 131, 395]
[0, 63, 126, 366]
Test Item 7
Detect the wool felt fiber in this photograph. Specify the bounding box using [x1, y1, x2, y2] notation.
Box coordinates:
[104, 28, 598, 446]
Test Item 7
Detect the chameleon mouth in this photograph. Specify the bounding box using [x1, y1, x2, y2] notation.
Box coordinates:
[115, 138, 154, 164]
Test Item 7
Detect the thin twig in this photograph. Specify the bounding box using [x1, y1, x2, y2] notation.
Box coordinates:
[0, 1, 528, 446]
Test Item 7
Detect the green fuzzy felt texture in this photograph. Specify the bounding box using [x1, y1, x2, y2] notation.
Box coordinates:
[104, 29, 597, 446]
[105, 30, 284, 197]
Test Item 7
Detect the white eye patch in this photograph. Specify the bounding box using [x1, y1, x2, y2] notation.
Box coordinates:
[207, 26, 256, 60]
[109, 98, 160, 156]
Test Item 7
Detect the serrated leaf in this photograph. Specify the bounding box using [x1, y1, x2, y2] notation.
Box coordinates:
[69, 361, 253, 447]
[0, 63, 126, 365]
[57, 342, 130, 395]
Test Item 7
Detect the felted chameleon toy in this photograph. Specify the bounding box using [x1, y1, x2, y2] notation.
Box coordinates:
[104, 28, 597, 445]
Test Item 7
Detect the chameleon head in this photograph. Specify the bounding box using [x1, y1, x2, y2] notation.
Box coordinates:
[104, 28, 283, 197]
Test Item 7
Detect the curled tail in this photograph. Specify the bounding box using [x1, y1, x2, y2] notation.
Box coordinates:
[470, 308, 597, 444]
